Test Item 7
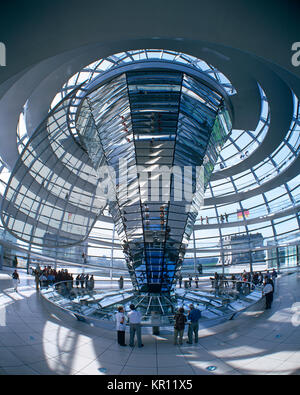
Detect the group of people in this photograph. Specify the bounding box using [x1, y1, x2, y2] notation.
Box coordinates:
[219, 213, 229, 223]
[211, 269, 277, 288]
[33, 265, 74, 290]
[75, 273, 95, 291]
[210, 272, 232, 289]
[32, 265, 95, 292]
[199, 213, 229, 225]
[210, 269, 277, 309]
[115, 304, 144, 348]
[11, 267, 74, 293]
[199, 216, 210, 225]
[174, 304, 201, 345]
[177, 273, 200, 289]
[176, 269, 277, 292]
[115, 303, 202, 348]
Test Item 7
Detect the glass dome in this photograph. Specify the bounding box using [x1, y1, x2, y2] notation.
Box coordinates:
[0, 49, 299, 279]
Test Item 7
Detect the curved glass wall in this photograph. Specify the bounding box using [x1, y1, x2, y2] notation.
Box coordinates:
[1, 88, 107, 246]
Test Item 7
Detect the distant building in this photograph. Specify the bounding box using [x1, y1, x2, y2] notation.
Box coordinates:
[42, 233, 87, 262]
[222, 233, 265, 265]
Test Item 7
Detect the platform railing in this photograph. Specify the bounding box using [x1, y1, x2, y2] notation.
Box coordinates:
[39, 274, 269, 329]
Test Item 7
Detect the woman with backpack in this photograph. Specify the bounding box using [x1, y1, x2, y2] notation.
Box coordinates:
[173, 307, 187, 345]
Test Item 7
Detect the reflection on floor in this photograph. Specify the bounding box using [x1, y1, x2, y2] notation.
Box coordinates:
[0, 268, 299, 375]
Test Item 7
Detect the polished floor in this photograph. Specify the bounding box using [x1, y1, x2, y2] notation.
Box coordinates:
[0, 267, 299, 375]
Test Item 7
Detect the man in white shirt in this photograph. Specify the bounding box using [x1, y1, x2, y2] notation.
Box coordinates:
[263, 278, 274, 309]
[128, 304, 144, 348]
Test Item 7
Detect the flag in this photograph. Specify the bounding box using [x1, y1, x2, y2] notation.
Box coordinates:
[237, 209, 249, 219]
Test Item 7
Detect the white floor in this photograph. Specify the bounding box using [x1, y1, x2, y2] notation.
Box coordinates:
[0, 268, 299, 375]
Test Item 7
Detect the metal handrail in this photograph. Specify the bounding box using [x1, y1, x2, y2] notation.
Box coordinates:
[40, 276, 267, 328]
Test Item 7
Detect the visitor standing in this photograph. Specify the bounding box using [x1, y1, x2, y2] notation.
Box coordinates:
[39, 272, 47, 288]
[197, 263, 203, 275]
[75, 274, 80, 288]
[118, 276, 124, 290]
[115, 306, 127, 346]
[214, 272, 220, 295]
[178, 273, 183, 288]
[173, 307, 187, 345]
[271, 268, 278, 285]
[85, 274, 89, 289]
[88, 275, 95, 291]
[187, 304, 201, 344]
[12, 270, 20, 292]
[13, 255, 18, 268]
[82, 252, 87, 267]
[80, 273, 85, 288]
[268, 275, 275, 295]
[128, 304, 144, 348]
[34, 269, 40, 291]
[231, 273, 236, 289]
[263, 278, 274, 309]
